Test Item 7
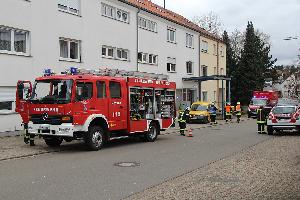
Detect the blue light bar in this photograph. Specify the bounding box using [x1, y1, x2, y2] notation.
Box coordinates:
[44, 69, 52, 76]
[70, 67, 78, 74]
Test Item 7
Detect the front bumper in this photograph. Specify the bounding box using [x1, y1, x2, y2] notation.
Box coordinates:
[27, 122, 75, 137]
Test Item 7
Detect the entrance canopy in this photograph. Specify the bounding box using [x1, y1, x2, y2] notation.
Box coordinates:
[182, 75, 231, 82]
[182, 75, 231, 120]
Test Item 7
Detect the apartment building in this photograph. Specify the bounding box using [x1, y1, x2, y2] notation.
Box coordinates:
[0, 0, 226, 131]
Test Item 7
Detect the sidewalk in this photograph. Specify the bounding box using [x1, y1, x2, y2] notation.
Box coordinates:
[125, 135, 300, 200]
[0, 118, 244, 161]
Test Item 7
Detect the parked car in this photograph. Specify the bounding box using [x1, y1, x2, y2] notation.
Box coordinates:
[267, 105, 300, 135]
[188, 101, 211, 123]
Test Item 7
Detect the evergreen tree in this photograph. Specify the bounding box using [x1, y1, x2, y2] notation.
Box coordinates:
[234, 22, 276, 104]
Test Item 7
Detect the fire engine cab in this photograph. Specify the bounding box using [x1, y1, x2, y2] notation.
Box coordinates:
[16, 68, 176, 150]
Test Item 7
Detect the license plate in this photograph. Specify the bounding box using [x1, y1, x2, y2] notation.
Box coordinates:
[39, 125, 50, 130]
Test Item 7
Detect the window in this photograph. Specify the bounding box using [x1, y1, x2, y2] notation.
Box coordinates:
[0, 87, 15, 114]
[109, 82, 121, 99]
[102, 46, 114, 58]
[0, 26, 29, 55]
[58, 0, 81, 15]
[201, 40, 208, 53]
[167, 57, 176, 73]
[116, 9, 129, 23]
[101, 3, 129, 23]
[220, 68, 224, 75]
[96, 81, 106, 98]
[186, 61, 193, 74]
[202, 91, 208, 102]
[138, 52, 158, 65]
[220, 46, 224, 57]
[167, 28, 176, 43]
[76, 82, 93, 101]
[59, 38, 81, 62]
[186, 33, 194, 48]
[138, 17, 157, 32]
[116, 48, 129, 61]
[202, 65, 208, 76]
[213, 44, 217, 55]
[149, 54, 158, 65]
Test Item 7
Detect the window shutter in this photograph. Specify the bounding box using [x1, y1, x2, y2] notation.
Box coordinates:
[68, 0, 80, 10]
[167, 57, 176, 64]
[58, 0, 68, 6]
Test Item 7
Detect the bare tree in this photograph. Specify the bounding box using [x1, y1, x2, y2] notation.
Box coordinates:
[192, 11, 223, 36]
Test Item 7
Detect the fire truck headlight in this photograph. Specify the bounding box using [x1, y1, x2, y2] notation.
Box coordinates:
[61, 116, 73, 123]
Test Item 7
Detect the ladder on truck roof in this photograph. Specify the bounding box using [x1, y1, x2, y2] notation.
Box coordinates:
[65, 67, 169, 80]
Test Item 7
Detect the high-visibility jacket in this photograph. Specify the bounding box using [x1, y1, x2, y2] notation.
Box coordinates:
[178, 110, 189, 123]
[236, 105, 242, 115]
[225, 105, 232, 115]
[257, 108, 266, 124]
[209, 106, 217, 116]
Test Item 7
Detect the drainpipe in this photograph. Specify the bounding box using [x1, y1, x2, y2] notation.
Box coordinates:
[136, 7, 140, 72]
[164, 0, 166, 9]
[198, 34, 201, 101]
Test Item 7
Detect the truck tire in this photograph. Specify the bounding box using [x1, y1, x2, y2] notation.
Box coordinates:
[44, 137, 63, 147]
[144, 122, 159, 142]
[267, 126, 274, 135]
[85, 126, 104, 151]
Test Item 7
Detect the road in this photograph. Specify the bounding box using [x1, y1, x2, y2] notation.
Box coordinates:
[0, 119, 270, 200]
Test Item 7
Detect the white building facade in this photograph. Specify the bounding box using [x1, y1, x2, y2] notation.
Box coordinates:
[0, 0, 225, 132]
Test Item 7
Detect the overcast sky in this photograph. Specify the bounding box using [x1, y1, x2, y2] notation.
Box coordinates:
[152, 0, 300, 66]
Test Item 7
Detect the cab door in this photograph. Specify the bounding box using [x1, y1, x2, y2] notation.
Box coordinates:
[108, 80, 127, 130]
[16, 80, 32, 123]
[72, 81, 94, 125]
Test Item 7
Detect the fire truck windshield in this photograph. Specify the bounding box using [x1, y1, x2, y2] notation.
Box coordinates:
[251, 99, 267, 106]
[30, 80, 73, 104]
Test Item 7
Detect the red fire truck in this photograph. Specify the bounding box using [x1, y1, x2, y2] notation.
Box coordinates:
[16, 68, 176, 150]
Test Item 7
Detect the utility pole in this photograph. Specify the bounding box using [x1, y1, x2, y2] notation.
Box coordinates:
[164, 0, 166, 9]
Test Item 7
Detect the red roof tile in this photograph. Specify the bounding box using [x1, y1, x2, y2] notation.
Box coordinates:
[123, 0, 223, 42]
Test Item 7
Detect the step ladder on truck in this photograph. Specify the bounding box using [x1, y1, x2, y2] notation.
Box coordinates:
[15, 67, 176, 150]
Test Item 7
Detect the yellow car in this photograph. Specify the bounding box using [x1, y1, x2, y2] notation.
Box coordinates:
[188, 101, 211, 123]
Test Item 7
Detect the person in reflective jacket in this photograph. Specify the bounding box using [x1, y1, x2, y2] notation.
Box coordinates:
[257, 105, 267, 134]
[178, 107, 190, 136]
[235, 102, 242, 123]
[23, 123, 35, 146]
[209, 102, 218, 125]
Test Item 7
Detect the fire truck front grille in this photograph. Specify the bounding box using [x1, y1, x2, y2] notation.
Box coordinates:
[30, 115, 62, 125]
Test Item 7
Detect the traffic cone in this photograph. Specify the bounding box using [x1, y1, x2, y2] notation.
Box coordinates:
[187, 128, 193, 137]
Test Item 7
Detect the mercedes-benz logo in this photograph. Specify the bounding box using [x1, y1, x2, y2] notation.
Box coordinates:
[42, 113, 48, 121]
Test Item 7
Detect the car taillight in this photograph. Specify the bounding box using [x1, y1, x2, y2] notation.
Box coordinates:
[291, 113, 299, 123]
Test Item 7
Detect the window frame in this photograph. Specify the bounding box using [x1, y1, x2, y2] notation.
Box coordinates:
[186, 33, 194, 48]
[186, 61, 194, 75]
[59, 37, 81, 63]
[0, 26, 30, 56]
[101, 3, 130, 24]
[138, 17, 157, 32]
[57, 0, 81, 16]
[167, 57, 176, 73]
[201, 40, 208, 53]
[201, 65, 208, 76]
[116, 48, 129, 61]
[167, 27, 176, 43]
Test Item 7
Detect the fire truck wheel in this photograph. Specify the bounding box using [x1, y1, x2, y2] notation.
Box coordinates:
[44, 137, 63, 147]
[85, 126, 104, 151]
[144, 122, 159, 142]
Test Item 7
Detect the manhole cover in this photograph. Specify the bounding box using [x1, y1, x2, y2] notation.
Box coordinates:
[114, 162, 140, 167]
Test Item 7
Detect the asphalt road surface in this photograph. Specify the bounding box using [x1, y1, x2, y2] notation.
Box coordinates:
[0, 120, 270, 200]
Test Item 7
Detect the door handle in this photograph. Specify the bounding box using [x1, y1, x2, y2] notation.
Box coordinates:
[119, 106, 124, 109]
